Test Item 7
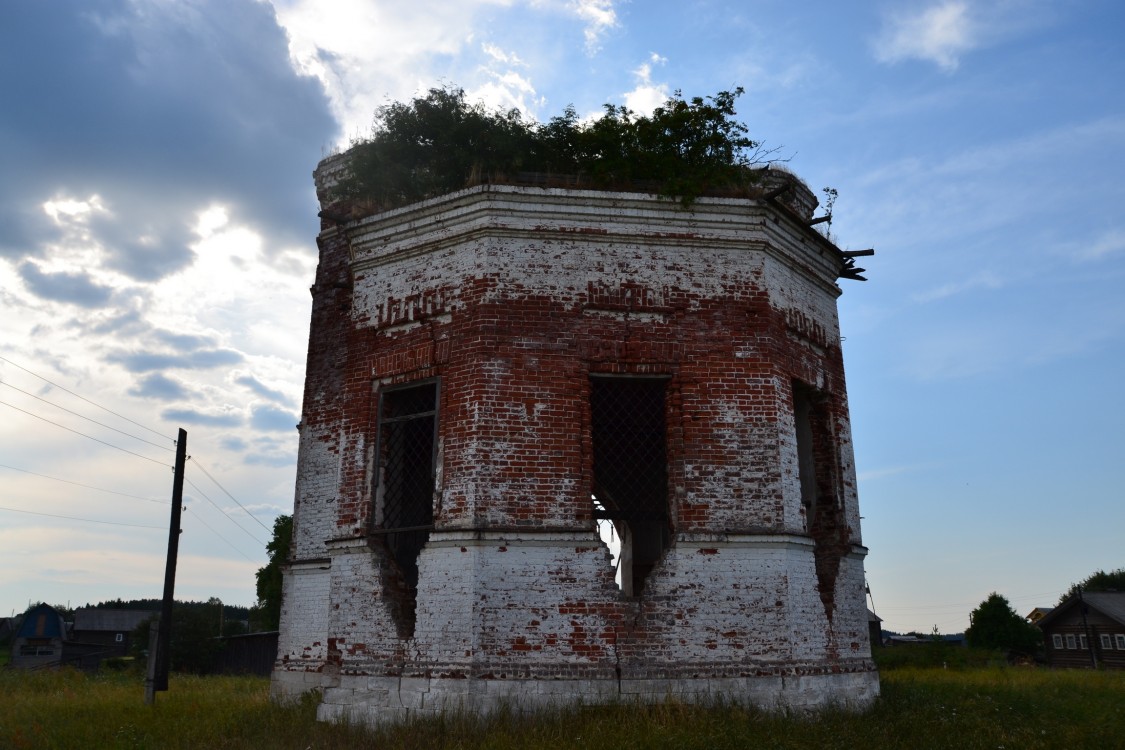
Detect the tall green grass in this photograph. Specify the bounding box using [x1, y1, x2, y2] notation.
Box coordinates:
[1, 665, 1121, 749]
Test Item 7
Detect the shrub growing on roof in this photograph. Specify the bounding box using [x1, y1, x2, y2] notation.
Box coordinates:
[335, 85, 774, 209]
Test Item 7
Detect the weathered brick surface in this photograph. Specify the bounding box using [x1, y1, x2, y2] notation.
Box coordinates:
[271, 170, 878, 720]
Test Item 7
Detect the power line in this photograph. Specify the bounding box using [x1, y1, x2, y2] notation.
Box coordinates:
[0, 355, 167, 439]
[0, 398, 172, 468]
[0, 380, 174, 452]
[181, 504, 259, 563]
[184, 477, 266, 547]
[190, 457, 273, 535]
[0, 504, 164, 530]
[876, 589, 1065, 613]
[0, 463, 166, 505]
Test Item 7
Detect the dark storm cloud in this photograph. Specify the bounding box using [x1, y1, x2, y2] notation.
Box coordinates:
[107, 348, 244, 372]
[235, 374, 294, 406]
[128, 373, 195, 400]
[0, 0, 338, 276]
[17, 262, 114, 308]
[161, 407, 243, 427]
[250, 403, 298, 432]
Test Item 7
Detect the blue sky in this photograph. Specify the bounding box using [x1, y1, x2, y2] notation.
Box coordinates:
[1, 0, 1122, 633]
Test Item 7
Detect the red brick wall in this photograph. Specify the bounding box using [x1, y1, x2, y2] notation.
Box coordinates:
[274, 179, 876, 716]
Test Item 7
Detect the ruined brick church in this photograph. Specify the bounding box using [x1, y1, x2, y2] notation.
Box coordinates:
[271, 155, 879, 723]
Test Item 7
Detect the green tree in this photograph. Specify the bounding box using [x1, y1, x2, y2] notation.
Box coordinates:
[965, 592, 1041, 654]
[1059, 567, 1125, 605]
[131, 601, 226, 674]
[254, 514, 293, 631]
[337, 85, 774, 210]
[53, 603, 76, 621]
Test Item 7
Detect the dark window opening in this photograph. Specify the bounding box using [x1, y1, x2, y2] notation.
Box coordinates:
[374, 381, 437, 637]
[793, 387, 818, 517]
[793, 380, 848, 622]
[590, 376, 671, 596]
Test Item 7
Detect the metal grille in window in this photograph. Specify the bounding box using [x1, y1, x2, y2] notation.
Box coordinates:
[376, 382, 437, 593]
[590, 376, 670, 595]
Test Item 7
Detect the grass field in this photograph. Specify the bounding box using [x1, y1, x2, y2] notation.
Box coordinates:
[1, 660, 1122, 749]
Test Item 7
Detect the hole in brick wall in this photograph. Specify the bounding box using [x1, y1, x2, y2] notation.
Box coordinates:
[590, 376, 671, 596]
[374, 380, 437, 638]
[594, 496, 623, 588]
[793, 380, 849, 622]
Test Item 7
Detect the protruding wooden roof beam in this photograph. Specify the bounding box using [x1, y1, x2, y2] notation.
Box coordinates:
[764, 184, 792, 201]
[318, 208, 352, 225]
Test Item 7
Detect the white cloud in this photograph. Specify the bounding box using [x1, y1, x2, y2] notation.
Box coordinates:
[622, 53, 669, 115]
[849, 115, 1125, 249]
[897, 298, 1125, 381]
[569, 0, 619, 52]
[469, 72, 542, 115]
[856, 464, 930, 482]
[912, 270, 1004, 303]
[468, 42, 544, 115]
[272, 0, 489, 139]
[1075, 228, 1125, 262]
[874, 1, 975, 71]
[272, 0, 624, 136]
[871, 1, 1057, 72]
[482, 42, 526, 67]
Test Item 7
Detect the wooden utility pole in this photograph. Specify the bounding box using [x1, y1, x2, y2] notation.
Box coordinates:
[1079, 587, 1098, 669]
[145, 427, 187, 705]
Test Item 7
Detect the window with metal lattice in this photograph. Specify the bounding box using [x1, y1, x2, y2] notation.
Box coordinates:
[589, 375, 671, 596]
[375, 380, 438, 594]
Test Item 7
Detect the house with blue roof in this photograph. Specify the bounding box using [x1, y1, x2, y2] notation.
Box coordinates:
[11, 603, 67, 669]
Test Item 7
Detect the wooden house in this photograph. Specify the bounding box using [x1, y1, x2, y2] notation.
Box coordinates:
[11, 603, 67, 669]
[1037, 592, 1125, 669]
[70, 608, 156, 659]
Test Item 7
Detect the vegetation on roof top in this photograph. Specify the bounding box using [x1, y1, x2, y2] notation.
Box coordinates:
[333, 85, 781, 210]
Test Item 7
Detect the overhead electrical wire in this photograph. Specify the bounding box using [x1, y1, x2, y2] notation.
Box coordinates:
[0, 355, 167, 439]
[0, 380, 174, 452]
[0, 472, 265, 562]
[0, 463, 166, 505]
[0, 355, 269, 578]
[180, 503, 259, 563]
[876, 589, 1065, 613]
[0, 398, 172, 468]
[0, 504, 165, 530]
[184, 477, 266, 547]
[190, 457, 274, 535]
